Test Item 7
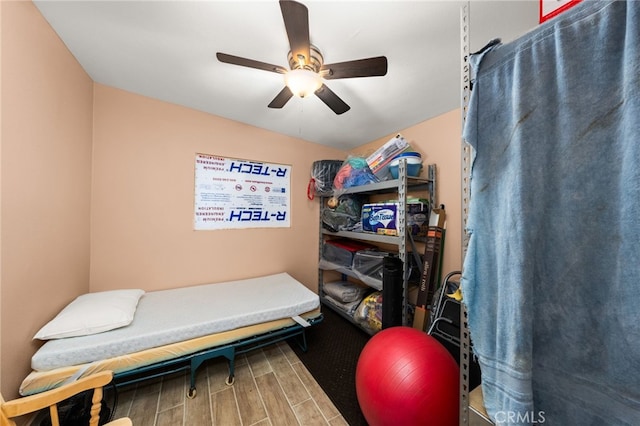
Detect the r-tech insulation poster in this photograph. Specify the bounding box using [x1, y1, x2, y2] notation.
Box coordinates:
[194, 153, 291, 230]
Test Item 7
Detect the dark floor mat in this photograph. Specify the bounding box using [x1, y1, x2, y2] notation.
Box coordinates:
[288, 305, 370, 426]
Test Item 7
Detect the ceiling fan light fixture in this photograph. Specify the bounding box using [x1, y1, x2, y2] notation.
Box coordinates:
[285, 68, 322, 98]
[217, 1, 385, 114]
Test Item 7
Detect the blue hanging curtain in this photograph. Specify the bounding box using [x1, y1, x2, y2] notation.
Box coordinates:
[462, 1, 640, 424]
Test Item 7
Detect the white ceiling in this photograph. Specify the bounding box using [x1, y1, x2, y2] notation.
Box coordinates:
[34, 0, 539, 150]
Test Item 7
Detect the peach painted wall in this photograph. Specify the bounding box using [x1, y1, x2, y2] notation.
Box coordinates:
[0, 0, 463, 402]
[0, 0, 4, 391]
[351, 110, 463, 276]
[1, 1, 94, 398]
[90, 84, 344, 293]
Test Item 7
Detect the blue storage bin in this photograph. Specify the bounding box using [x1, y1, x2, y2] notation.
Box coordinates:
[388, 152, 423, 178]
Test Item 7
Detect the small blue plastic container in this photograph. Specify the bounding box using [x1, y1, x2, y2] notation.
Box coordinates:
[389, 152, 423, 178]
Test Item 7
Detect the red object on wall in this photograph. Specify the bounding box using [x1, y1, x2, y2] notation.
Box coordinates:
[539, 0, 582, 23]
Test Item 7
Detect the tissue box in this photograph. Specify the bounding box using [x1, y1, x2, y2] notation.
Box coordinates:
[361, 203, 398, 235]
[361, 202, 429, 236]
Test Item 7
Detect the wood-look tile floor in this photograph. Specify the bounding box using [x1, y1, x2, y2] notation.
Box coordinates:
[111, 342, 349, 426]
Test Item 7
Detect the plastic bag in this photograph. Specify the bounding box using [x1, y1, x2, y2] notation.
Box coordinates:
[322, 195, 365, 232]
[332, 156, 379, 194]
[307, 160, 343, 200]
[354, 291, 383, 333]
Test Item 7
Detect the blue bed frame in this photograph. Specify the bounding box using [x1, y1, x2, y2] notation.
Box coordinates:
[111, 314, 323, 398]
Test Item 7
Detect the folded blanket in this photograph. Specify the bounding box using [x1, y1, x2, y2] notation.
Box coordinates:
[323, 295, 362, 317]
[323, 280, 370, 304]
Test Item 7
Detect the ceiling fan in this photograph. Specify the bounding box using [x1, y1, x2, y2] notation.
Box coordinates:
[216, 0, 388, 115]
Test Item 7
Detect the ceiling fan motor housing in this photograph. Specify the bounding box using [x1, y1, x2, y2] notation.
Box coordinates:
[288, 45, 323, 73]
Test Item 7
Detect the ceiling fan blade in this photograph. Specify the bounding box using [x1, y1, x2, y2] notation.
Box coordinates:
[216, 52, 287, 74]
[268, 86, 294, 109]
[321, 56, 388, 79]
[280, 0, 311, 66]
[315, 84, 350, 115]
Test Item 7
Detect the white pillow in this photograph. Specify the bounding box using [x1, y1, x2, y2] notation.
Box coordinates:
[34, 289, 145, 340]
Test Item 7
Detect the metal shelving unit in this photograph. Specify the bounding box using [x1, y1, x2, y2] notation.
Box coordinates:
[317, 161, 436, 334]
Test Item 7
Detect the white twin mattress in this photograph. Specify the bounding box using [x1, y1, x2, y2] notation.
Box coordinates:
[31, 273, 319, 372]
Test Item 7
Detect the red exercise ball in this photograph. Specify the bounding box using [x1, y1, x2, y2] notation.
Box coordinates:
[356, 326, 459, 426]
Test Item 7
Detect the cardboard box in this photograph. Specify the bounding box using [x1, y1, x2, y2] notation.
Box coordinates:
[429, 207, 446, 228]
[413, 306, 430, 332]
[365, 134, 410, 180]
[413, 207, 446, 331]
[414, 226, 445, 308]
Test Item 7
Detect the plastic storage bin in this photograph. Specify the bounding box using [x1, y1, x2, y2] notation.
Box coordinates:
[353, 249, 390, 283]
[322, 239, 376, 269]
[389, 152, 423, 178]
